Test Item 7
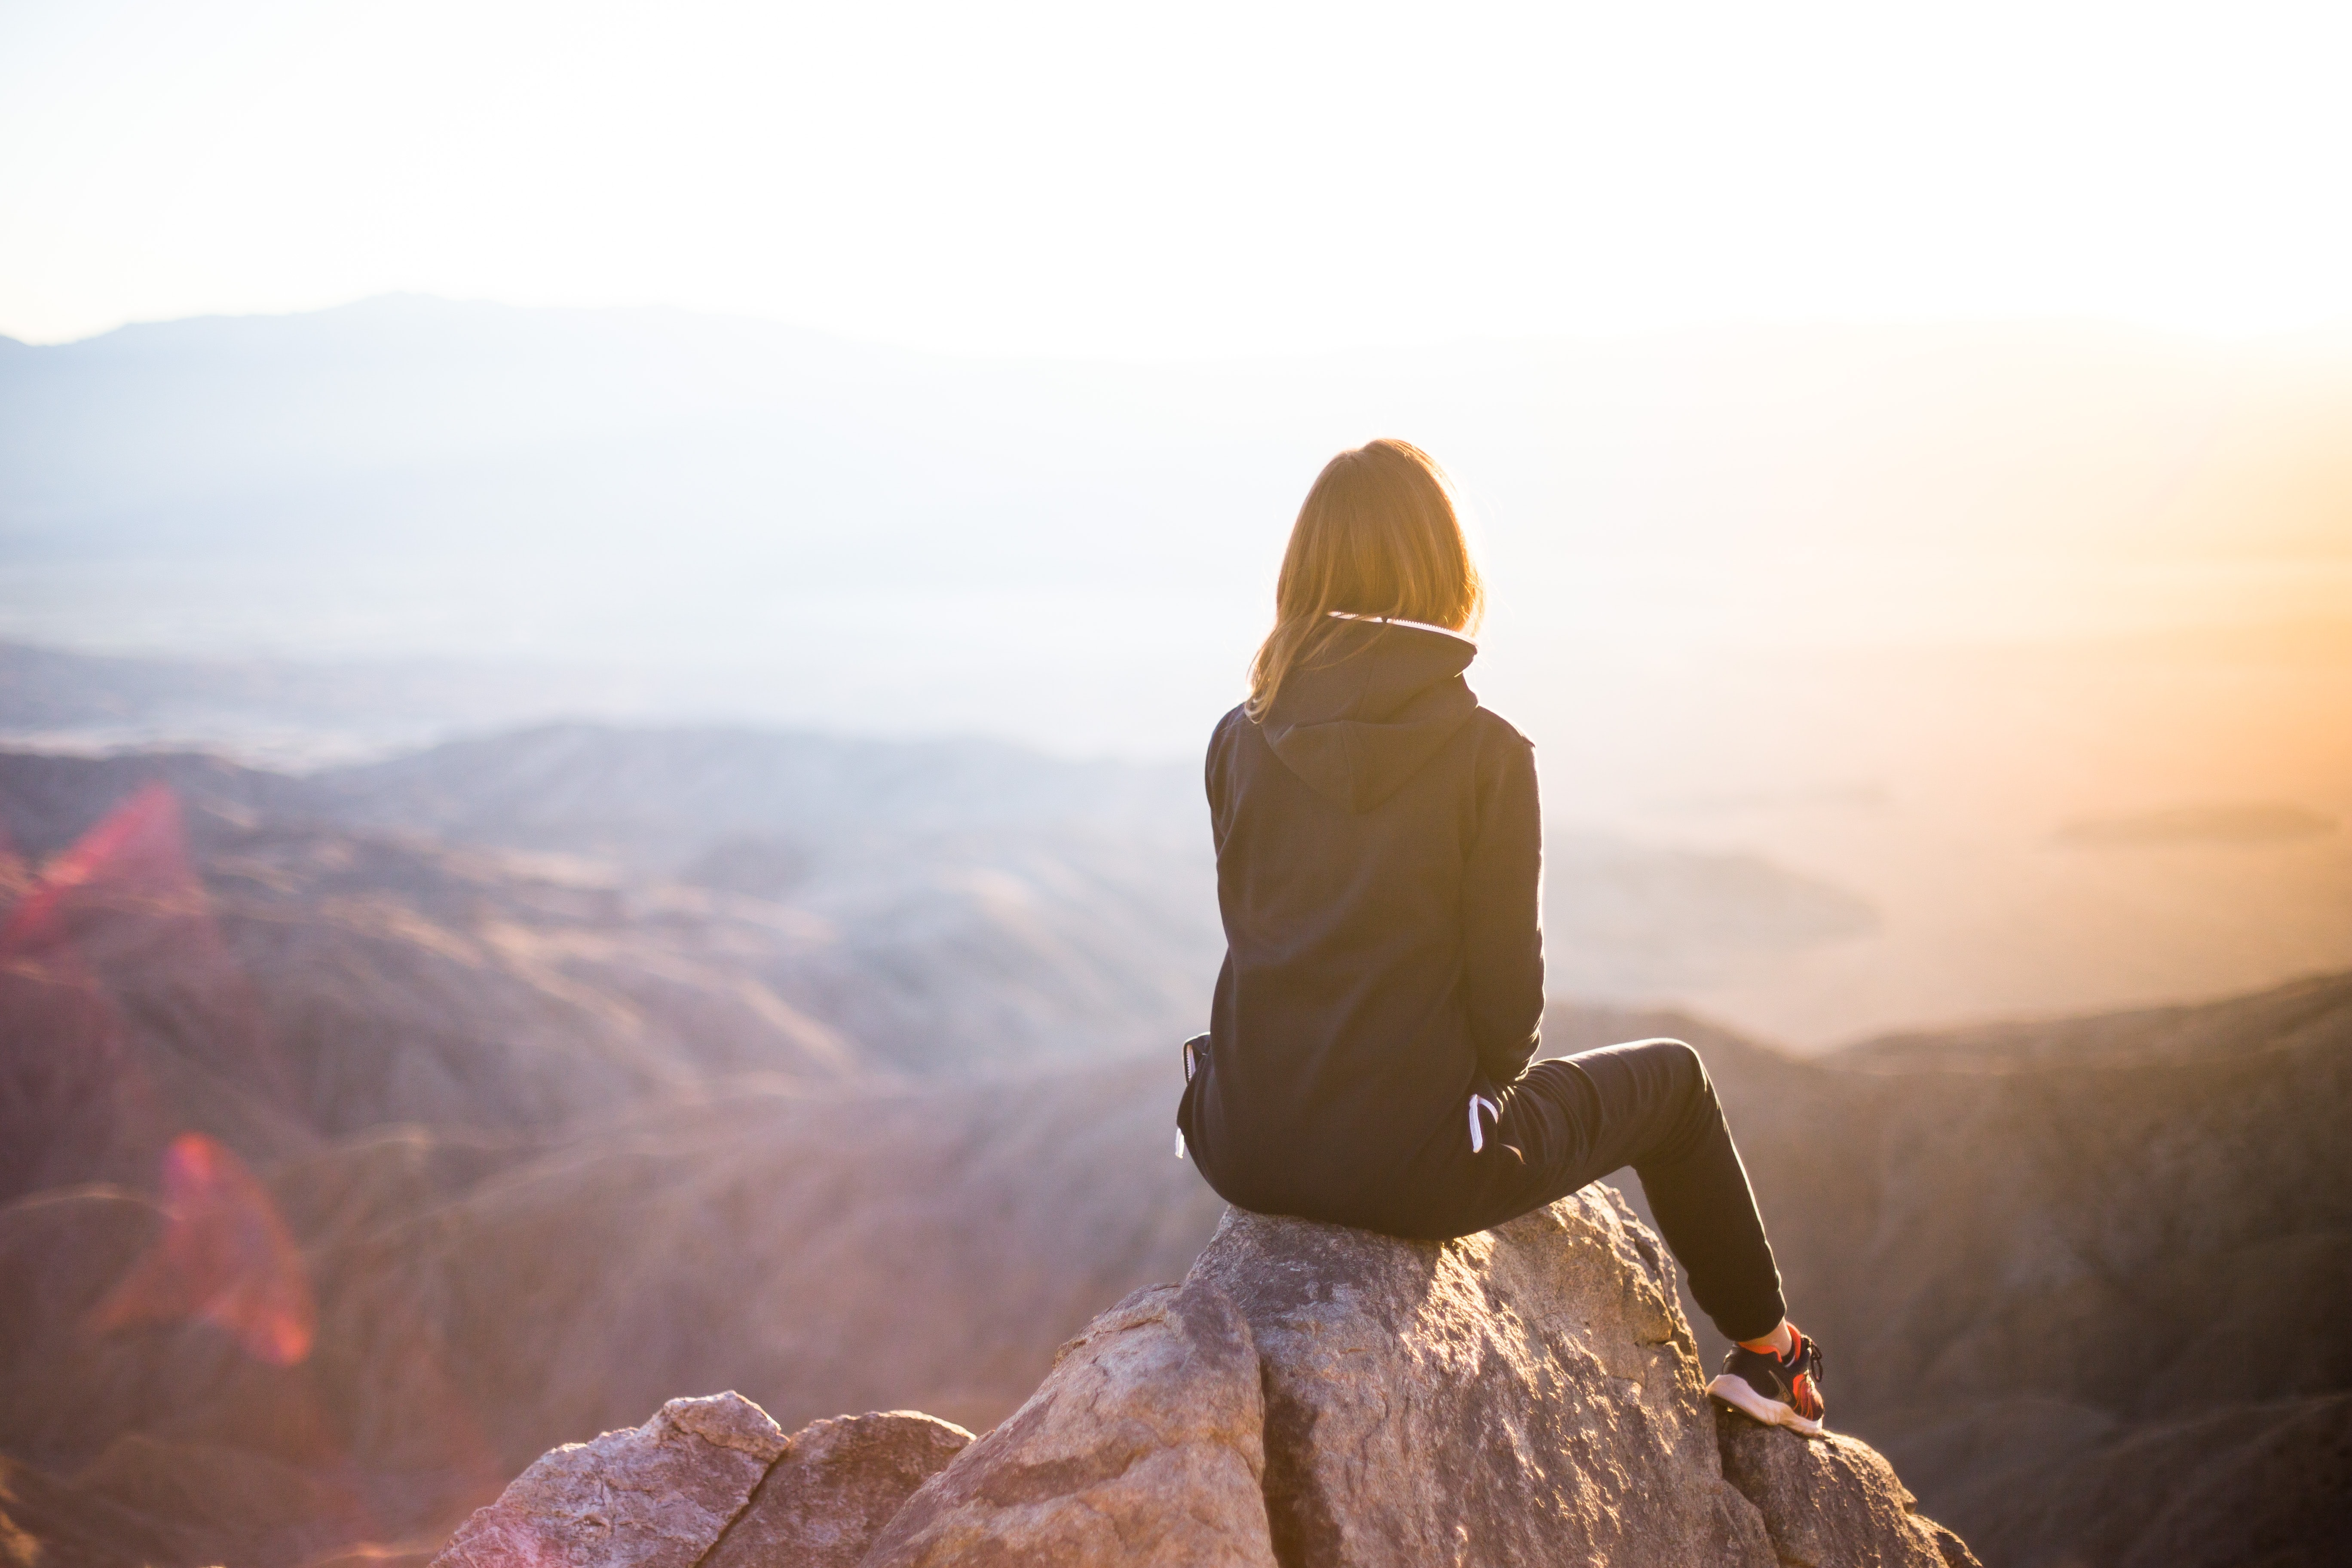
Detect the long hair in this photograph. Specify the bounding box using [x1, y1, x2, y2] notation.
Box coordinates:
[1245, 439, 1483, 721]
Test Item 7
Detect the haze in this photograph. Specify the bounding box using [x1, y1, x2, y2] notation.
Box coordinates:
[2, 1, 2348, 1046]
[5, 2, 2352, 352]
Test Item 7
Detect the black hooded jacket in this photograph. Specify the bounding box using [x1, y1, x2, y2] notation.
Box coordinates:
[1179, 617, 1545, 1230]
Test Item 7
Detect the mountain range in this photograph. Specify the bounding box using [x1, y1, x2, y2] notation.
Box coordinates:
[5, 297, 2349, 1048]
[1, 726, 2344, 1568]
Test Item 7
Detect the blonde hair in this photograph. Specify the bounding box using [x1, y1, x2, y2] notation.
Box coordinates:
[1245, 439, 1483, 721]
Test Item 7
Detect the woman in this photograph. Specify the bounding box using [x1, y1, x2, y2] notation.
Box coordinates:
[1174, 438, 1826, 1434]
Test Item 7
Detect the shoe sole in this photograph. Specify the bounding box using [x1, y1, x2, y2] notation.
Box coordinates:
[1707, 1374, 1827, 1437]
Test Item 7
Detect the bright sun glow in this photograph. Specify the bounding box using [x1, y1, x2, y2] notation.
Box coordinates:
[3, 0, 2350, 353]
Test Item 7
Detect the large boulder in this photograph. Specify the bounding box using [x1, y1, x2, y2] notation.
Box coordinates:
[1191, 1192, 1771, 1566]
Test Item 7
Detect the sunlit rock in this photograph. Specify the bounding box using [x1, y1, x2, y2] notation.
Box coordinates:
[1187, 1195, 1777, 1567]
[432, 1393, 786, 1568]
[466, 1192, 1974, 1568]
[1717, 1409, 1983, 1568]
[705, 1411, 971, 1568]
[862, 1279, 1277, 1568]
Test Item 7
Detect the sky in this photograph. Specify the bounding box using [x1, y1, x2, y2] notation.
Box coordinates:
[3, 0, 2351, 356]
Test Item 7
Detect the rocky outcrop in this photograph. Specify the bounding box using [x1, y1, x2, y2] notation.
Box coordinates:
[438, 1191, 1973, 1568]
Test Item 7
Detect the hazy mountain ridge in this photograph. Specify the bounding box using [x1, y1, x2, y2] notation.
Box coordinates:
[7, 298, 2347, 760]
[313, 721, 1205, 867]
[1837, 973, 2352, 1070]
[11, 297, 2346, 572]
[0, 709, 1897, 1043]
[0, 639, 655, 766]
[0, 737, 1222, 1098]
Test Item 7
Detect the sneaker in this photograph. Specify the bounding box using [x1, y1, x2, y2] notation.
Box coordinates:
[1708, 1327, 1827, 1436]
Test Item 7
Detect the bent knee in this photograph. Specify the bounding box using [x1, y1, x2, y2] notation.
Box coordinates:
[1636, 1037, 1715, 1099]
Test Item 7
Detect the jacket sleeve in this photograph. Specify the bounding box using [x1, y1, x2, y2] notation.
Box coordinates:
[1461, 729, 1546, 1085]
[1204, 710, 1234, 853]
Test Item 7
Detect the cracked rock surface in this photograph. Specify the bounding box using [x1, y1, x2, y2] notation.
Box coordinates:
[863, 1277, 1277, 1567]
[1188, 1191, 1776, 1567]
[705, 1411, 972, 1568]
[433, 1393, 787, 1568]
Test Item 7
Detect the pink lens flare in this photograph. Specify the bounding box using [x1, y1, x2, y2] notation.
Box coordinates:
[88, 1131, 319, 1366]
[2, 781, 195, 953]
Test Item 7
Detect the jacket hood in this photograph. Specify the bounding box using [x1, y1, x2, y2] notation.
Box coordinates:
[1259, 619, 1479, 813]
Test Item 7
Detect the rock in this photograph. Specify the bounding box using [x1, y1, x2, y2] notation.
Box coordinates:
[443, 1191, 1977, 1568]
[431, 1393, 787, 1568]
[1717, 1410, 1983, 1568]
[1190, 1192, 1776, 1568]
[861, 1189, 1972, 1568]
[861, 1279, 1278, 1568]
[426, 1400, 974, 1568]
[704, 1412, 972, 1568]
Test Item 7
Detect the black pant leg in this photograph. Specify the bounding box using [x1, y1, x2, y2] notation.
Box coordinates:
[1566, 1039, 1788, 1342]
[1469, 1040, 1787, 1343]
